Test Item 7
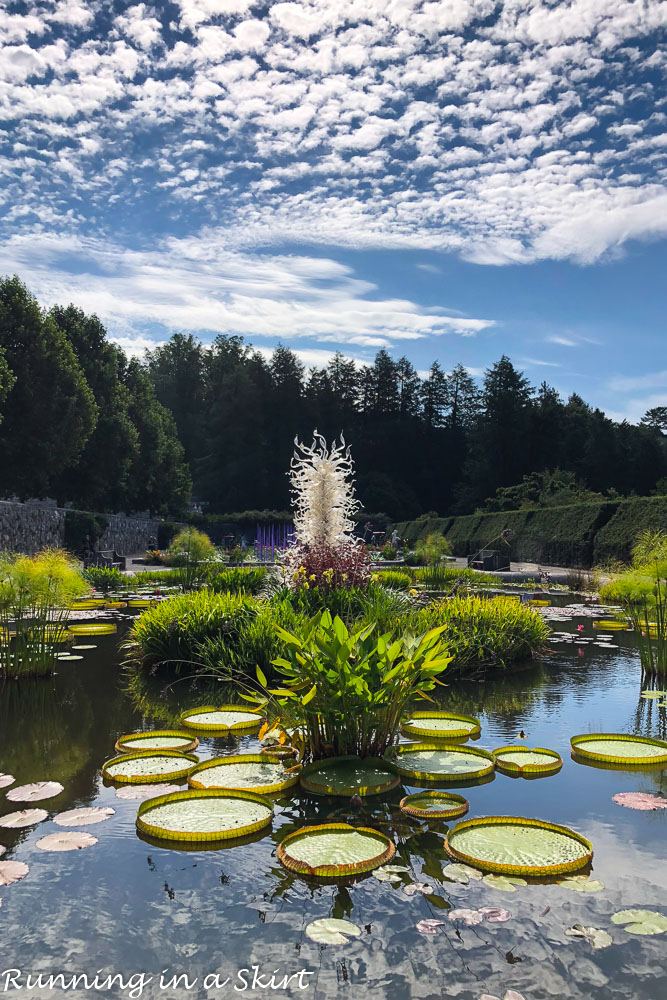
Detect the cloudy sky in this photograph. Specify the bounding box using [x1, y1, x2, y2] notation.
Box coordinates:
[1, 0, 665, 421]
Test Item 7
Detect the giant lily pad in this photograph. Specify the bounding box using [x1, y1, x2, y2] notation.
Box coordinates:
[36, 831, 98, 852]
[115, 783, 180, 800]
[400, 711, 481, 740]
[136, 788, 273, 842]
[445, 816, 592, 876]
[67, 623, 117, 636]
[102, 750, 198, 784]
[571, 733, 667, 767]
[611, 909, 667, 935]
[278, 823, 395, 877]
[492, 746, 562, 777]
[386, 743, 495, 783]
[179, 705, 263, 732]
[0, 809, 48, 828]
[305, 918, 362, 945]
[6, 781, 64, 803]
[189, 754, 300, 795]
[400, 790, 469, 820]
[0, 861, 29, 885]
[53, 807, 115, 827]
[300, 756, 399, 797]
[115, 730, 199, 754]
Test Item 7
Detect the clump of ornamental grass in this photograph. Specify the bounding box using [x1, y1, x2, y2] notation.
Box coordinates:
[601, 560, 667, 678]
[82, 566, 125, 592]
[404, 594, 550, 675]
[166, 527, 216, 589]
[0, 549, 89, 679]
[413, 565, 501, 591]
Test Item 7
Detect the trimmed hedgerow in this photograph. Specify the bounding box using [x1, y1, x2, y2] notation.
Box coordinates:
[593, 496, 667, 567]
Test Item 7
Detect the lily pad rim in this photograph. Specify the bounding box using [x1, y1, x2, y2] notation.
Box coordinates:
[114, 730, 200, 754]
[179, 704, 264, 731]
[299, 754, 400, 797]
[188, 753, 301, 794]
[102, 749, 199, 784]
[277, 822, 395, 878]
[444, 814, 593, 876]
[385, 742, 495, 783]
[492, 745, 564, 775]
[400, 711, 482, 740]
[399, 790, 469, 820]
[570, 732, 667, 766]
[136, 787, 274, 842]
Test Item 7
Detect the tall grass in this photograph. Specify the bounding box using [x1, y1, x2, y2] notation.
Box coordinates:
[373, 569, 413, 590]
[414, 565, 501, 591]
[0, 549, 89, 679]
[404, 594, 550, 675]
[83, 566, 125, 592]
[600, 561, 667, 678]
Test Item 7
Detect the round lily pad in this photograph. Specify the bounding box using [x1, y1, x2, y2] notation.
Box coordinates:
[36, 831, 98, 852]
[299, 756, 400, 797]
[102, 750, 198, 784]
[115, 730, 199, 754]
[571, 733, 667, 767]
[53, 807, 115, 827]
[277, 822, 395, 877]
[0, 809, 48, 828]
[115, 783, 180, 800]
[105, 601, 127, 609]
[189, 754, 300, 795]
[399, 791, 469, 820]
[6, 781, 64, 803]
[611, 909, 667, 935]
[136, 788, 273, 842]
[445, 815, 593, 876]
[0, 773, 15, 789]
[69, 600, 106, 610]
[386, 743, 495, 783]
[592, 620, 628, 629]
[492, 746, 563, 776]
[400, 711, 481, 740]
[0, 860, 29, 885]
[179, 705, 263, 732]
[68, 623, 117, 636]
[305, 918, 362, 945]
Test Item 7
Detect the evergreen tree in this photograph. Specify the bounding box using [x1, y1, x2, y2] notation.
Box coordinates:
[445, 363, 481, 429]
[146, 333, 207, 479]
[420, 361, 448, 428]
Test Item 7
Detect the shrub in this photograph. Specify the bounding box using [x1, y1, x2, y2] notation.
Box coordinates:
[380, 542, 397, 560]
[415, 533, 452, 564]
[166, 527, 216, 589]
[254, 609, 451, 759]
[373, 570, 412, 590]
[83, 566, 124, 592]
[404, 595, 550, 674]
[0, 549, 89, 679]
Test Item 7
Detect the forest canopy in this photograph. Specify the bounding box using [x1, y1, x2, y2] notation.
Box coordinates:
[0, 275, 665, 520]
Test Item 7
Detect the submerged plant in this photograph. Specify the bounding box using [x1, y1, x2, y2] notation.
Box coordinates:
[0, 549, 89, 679]
[253, 609, 452, 760]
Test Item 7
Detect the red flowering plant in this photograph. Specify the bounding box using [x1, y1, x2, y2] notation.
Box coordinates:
[283, 540, 372, 594]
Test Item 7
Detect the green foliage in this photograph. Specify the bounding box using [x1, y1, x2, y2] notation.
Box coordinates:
[380, 542, 397, 560]
[121, 590, 303, 678]
[157, 521, 180, 548]
[405, 595, 550, 674]
[414, 532, 453, 564]
[481, 468, 608, 513]
[0, 276, 97, 498]
[64, 510, 109, 556]
[166, 527, 216, 589]
[373, 570, 413, 590]
[414, 565, 500, 590]
[255, 609, 452, 759]
[0, 549, 89, 679]
[632, 528, 667, 567]
[277, 581, 413, 631]
[82, 566, 124, 592]
[600, 560, 667, 677]
[593, 497, 667, 566]
[206, 566, 268, 595]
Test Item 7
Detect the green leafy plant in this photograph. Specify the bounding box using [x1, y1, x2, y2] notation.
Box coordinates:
[373, 570, 413, 590]
[253, 609, 452, 760]
[206, 567, 268, 595]
[82, 566, 124, 592]
[600, 561, 667, 677]
[415, 533, 452, 565]
[414, 565, 500, 591]
[0, 549, 89, 679]
[380, 542, 398, 560]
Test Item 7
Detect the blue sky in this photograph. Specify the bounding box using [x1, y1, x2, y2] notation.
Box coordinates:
[0, 0, 665, 422]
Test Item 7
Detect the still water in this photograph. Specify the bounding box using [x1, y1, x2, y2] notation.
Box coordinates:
[1, 605, 665, 1000]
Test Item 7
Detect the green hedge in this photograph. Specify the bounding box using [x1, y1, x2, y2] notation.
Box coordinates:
[593, 496, 667, 565]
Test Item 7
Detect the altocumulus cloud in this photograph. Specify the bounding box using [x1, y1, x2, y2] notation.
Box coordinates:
[0, 0, 665, 348]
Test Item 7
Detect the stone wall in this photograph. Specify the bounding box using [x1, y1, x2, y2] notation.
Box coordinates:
[0, 501, 161, 556]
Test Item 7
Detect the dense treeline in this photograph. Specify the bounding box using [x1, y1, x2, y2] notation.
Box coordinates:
[0, 276, 190, 514]
[0, 275, 665, 519]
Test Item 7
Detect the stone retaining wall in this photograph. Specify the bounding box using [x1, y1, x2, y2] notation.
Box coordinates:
[0, 500, 160, 556]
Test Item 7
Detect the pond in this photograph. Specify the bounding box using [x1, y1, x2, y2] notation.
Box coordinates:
[1, 601, 666, 1000]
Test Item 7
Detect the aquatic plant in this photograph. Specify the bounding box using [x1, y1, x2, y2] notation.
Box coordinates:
[254, 609, 451, 759]
[373, 570, 413, 590]
[413, 565, 501, 591]
[404, 595, 550, 674]
[600, 560, 667, 677]
[82, 566, 125, 592]
[415, 533, 452, 565]
[206, 566, 268, 595]
[0, 549, 89, 679]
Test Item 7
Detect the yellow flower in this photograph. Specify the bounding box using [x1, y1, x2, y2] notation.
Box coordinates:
[409, 588, 417, 595]
[309, 574, 316, 581]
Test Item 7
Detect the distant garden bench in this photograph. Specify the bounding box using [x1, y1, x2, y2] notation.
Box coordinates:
[84, 549, 126, 571]
[468, 549, 510, 572]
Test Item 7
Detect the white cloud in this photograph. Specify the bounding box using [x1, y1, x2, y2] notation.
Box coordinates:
[607, 370, 667, 393]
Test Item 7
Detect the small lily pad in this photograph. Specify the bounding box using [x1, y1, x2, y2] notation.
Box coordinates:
[373, 864, 410, 883]
[443, 862, 483, 884]
[403, 882, 431, 896]
[6, 781, 64, 803]
[448, 908, 484, 926]
[611, 909, 667, 935]
[416, 918, 445, 934]
[0, 774, 15, 789]
[305, 918, 362, 945]
[0, 861, 29, 885]
[482, 874, 527, 892]
[612, 792, 667, 811]
[36, 831, 98, 852]
[53, 807, 115, 827]
[559, 875, 604, 893]
[0, 809, 48, 828]
[478, 906, 512, 922]
[565, 924, 613, 950]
